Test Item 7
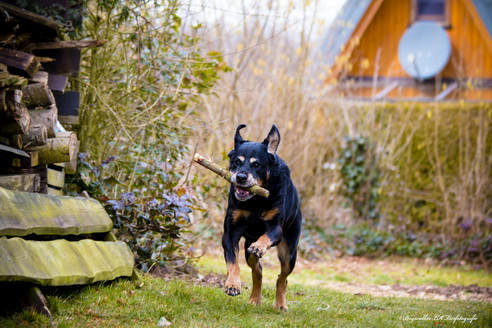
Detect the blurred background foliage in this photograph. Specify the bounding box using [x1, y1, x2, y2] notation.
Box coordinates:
[65, 0, 491, 271]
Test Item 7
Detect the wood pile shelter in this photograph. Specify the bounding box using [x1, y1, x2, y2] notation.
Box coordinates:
[323, 0, 492, 101]
[0, 1, 135, 316]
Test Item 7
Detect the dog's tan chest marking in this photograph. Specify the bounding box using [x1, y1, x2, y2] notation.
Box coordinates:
[261, 208, 279, 221]
[232, 209, 251, 223]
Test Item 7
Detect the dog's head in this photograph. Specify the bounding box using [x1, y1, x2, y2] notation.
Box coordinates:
[228, 124, 280, 201]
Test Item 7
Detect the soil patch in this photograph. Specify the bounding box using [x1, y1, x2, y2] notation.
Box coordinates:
[324, 282, 492, 303]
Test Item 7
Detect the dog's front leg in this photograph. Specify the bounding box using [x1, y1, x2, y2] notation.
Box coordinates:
[222, 218, 245, 296]
[247, 223, 282, 258]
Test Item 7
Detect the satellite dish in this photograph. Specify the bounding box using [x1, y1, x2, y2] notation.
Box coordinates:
[398, 21, 451, 80]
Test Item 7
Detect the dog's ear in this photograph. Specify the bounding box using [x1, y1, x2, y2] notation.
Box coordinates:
[234, 124, 247, 149]
[227, 149, 235, 158]
[263, 124, 281, 154]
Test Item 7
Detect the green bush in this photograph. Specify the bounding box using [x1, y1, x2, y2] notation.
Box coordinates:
[338, 136, 380, 220]
[65, 0, 228, 270]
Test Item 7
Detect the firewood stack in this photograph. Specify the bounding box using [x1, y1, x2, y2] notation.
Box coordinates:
[0, 1, 103, 195]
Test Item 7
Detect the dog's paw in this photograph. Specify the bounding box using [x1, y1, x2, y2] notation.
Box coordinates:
[224, 277, 241, 296]
[275, 304, 288, 311]
[247, 243, 268, 258]
[248, 295, 262, 306]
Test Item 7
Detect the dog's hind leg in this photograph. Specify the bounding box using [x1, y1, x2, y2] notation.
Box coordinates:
[275, 238, 297, 310]
[245, 238, 263, 305]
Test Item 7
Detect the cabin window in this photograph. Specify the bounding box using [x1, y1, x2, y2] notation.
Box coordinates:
[413, 0, 448, 23]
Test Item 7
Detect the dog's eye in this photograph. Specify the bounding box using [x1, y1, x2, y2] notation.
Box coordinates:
[251, 162, 260, 169]
[233, 159, 242, 166]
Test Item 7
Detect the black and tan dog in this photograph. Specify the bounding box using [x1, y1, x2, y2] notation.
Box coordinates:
[222, 124, 302, 310]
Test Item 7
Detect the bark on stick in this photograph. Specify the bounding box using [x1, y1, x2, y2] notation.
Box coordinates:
[193, 153, 270, 198]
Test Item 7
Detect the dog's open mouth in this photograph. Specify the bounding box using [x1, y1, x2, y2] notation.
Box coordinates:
[234, 186, 254, 201]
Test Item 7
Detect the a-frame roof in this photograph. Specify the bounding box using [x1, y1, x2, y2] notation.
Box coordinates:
[323, 0, 492, 68]
[472, 0, 492, 36]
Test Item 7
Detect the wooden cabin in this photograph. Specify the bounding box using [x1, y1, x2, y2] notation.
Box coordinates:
[323, 0, 492, 101]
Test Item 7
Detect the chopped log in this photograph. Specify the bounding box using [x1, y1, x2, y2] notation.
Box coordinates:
[47, 167, 64, 188]
[193, 153, 270, 198]
[0, 186, 113, 236]
[0, 135, 9, 145]
[0, 47, 41, 78]
[32, 165, 47, 193]
[26, 131, 77, 165]
[0, 237, 135, 286]
[0, 74, 28, 89]
[22, 83, 55, 108]
[2, 90, 30, 135]
[0, 174, 40, 192]
[10, 134, 22, 149]
[0, 89, 5, 111]
[21, 124, 48, 147]
[65, 140, 80, 174]
[29, 105, 57, 138]
[25, 150, 39, 167]
[26, 40, 106, 51]
[0, 63, 8, 79]
[31, 71, 49, 84]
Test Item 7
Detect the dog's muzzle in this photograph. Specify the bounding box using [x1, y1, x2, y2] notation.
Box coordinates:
[231, 172, 256, 201]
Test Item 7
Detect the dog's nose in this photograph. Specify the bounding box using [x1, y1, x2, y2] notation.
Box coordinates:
[236, 172, 248, 184]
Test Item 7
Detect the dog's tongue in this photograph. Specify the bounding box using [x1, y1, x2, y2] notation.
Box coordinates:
[235, 186, 251, 197]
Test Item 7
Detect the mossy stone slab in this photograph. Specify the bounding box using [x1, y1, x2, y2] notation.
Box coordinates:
[0, 237, 134, 285]
[0, 187, 113, 236]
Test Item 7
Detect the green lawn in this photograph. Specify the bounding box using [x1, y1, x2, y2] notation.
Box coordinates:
[196, 252, 492, 288]
[1, 254, 491, 327]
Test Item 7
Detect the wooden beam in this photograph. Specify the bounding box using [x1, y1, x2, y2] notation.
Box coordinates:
[47, 74, 68, 93]
[330, 0, 385, 79]
[47, 167, 65, 188]
[0, 174, 40, 192]
[435, 82, 458, 101]
[0, 144, 30, 158]
[0, 47, 41, 78]
[33, 48, 81, 76]
[373, 81, 399, 100]
[0, 186, 113, 236]
[0, 237, 135, 286]
[26, 40, 106, 51]
[47, 187, 63, 196]
[0, 1, 63, 31]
